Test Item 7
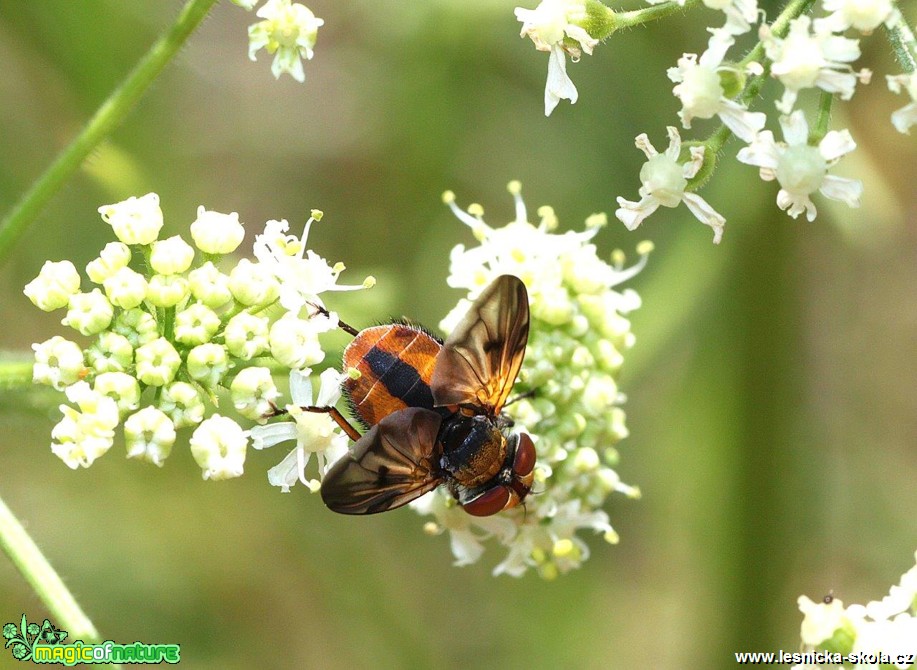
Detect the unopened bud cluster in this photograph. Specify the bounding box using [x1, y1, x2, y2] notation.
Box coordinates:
[25, 193, 369, 481]
[413, 182, 648, 578]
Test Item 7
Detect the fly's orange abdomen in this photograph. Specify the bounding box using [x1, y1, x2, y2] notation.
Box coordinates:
[342, 324, 442, 427]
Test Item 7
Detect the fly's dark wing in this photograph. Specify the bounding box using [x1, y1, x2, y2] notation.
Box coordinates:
[431, 275, 529, 416]
[320, 407, 444, 514]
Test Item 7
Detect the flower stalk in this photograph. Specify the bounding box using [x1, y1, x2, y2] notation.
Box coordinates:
[0, 495, 100, 642]
[885, 13, 917, 74]
[0, 0, 219, 266]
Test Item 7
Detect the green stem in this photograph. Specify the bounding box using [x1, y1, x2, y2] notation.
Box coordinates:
[885, 12, 917, 73]
[0, 0, 220, 266]
[0, 494, 99, 641]
[811, 91, 834, 143]
[0, 358, 34, 391]
[610, 0, 702, 33]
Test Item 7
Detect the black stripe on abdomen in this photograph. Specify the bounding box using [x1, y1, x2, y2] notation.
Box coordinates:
[364, 347, 435, 410]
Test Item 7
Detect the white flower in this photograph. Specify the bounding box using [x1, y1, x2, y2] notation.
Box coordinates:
[62, 289, 114, 336]
[228, 258, 280, 306]
[887, 73, 917, 134]
[102, 267, 148, 309]
[248, 0, 324, 83]
[159, 381, 205, 428]
[761, 16, 870, 113]
[441, 183, 597, 311]
[269, 313, 333, 369]
[124, 407, 175, 466]
[111, 308, 158, 347]
[146, 274, 189, 308]
[189, 207, 245, 254]
[32, 336, 86, 390]
[667, 31, 766, 142]
[86, 242, 131, 284]
[224, 312, 270, 360]
[252, 214, 373, 315]
[798, 595, 849, 645]
[51, 381, 120, 469]
[815, 0, 898, 34]
[230, 367, 280, 423]
[736, 110, 862, 221]
[174, 303, 221, 345]
[150, 235, 195, 275]
[702, 0, 759, 35]
[190, 415, 249, 481]
[186, 343, 229, 388]
[514, 0, 599, 115]
[188, 261, 233, 309]
[411, 491, 517, 567]
[615, 127, 726, 243]
[24, 260, 81, 311]
[251, 368, 349, 492]
[135, 337, 182, 387]
[97, 193, 163, 245]
[93, 371, 141, 416]
[86, 332, 133, 374]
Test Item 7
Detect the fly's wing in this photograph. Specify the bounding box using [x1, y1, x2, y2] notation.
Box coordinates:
[320, 407, 444, 514]
[431, 275, 529, 416]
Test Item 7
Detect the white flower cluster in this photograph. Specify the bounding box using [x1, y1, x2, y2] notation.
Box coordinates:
[792, 549, 917, 669]
[515, 0, 912, 240]
[25, 193, 368, 484]
[233, 0, 324, 83]
[413, 182, 648, 578]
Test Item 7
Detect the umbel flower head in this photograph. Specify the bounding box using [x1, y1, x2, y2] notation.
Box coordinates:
[418, 182, 648, 578]
[24, 193, 369, 481]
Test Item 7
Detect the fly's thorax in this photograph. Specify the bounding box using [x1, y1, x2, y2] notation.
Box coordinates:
[438, 413, 507, 488]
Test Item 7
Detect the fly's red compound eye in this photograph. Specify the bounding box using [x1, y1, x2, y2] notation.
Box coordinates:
[462, 485, 511, 517]
[513, 433, 536, 478]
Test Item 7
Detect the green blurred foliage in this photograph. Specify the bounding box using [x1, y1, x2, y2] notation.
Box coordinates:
[1, 1, 917, 668]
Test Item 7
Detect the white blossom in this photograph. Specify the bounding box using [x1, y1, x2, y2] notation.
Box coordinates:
[24, 261, 81, 312]
[189, 207, 245, 255]
[150, 235, 195, 275]
[252, 214, 373, 316]
[97, 193, 163, 245]
[514, 0, 599, 115]
[736, 110, 862, 221]
[50, 382, 120, 469]
[32, 336, 85, 390]
[124, 407, 176, 466]
[190, 415, 249, 481]
[887, 73, 917, 134]
[248, 0, 324, 83]
[668, 31, 766, 142]
[251, 368, 349, 492]
[761, 16, 870, 113]
[815, 0, 898, 34]
[615, 127, 726, 243]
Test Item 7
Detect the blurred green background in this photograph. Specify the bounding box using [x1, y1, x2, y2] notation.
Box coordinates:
[2, 1, 916, 668]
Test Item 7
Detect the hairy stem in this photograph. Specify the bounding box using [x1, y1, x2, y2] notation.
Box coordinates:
[885, 12, 917, 73]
